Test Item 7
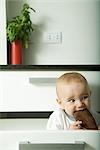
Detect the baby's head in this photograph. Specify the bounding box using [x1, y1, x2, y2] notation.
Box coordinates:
[56, 72, 91, 116]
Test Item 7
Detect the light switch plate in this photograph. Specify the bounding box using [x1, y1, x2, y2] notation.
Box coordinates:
[43, 32, 62, 44]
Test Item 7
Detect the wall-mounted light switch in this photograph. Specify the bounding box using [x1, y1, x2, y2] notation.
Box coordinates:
[43, 32, 62, 44]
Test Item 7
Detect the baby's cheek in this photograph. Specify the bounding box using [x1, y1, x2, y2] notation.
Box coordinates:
[64, 105, 73, 115]
[85, 100, 91, 109]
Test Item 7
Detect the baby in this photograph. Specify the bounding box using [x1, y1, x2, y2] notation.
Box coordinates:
[47, 72, 100, 130]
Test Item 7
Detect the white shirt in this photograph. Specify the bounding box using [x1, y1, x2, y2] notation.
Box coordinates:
[46, 108, 100, 130]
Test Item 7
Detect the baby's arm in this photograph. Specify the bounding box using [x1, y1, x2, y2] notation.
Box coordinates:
[46, 112, 63, 130]
[46, 117, 61, 130]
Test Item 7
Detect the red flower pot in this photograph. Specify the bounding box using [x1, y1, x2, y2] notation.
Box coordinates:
[11, 40, 22, 64]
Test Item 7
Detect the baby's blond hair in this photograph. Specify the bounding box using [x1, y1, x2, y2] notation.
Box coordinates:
[56, 72, 90, 98]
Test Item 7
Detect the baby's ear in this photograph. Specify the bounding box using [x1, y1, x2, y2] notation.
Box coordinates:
[56, 99, 64, 109]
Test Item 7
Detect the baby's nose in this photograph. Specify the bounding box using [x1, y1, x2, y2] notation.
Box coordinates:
[76, 99, 83, 107]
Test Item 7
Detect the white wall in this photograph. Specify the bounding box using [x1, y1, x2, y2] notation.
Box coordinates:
[6, 0, 100, 65]
[0, 0, 7, 64]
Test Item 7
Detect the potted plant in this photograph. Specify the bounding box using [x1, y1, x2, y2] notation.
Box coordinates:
[6, 3, 36, 64]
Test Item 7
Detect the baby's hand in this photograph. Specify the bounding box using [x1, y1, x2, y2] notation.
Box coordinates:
[69, 121, 83, 130]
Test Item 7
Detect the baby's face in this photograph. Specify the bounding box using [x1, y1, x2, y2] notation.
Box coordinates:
[57, 81, 91, 116]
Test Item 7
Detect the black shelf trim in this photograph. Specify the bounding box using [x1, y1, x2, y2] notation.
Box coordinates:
[0, 111, 53, 119]
[0, 65, 100, 71]
[0, 111, 99, 119]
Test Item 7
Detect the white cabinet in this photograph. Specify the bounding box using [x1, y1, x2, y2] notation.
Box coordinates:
[0, 71, 58, 112]
[0, 70, 100, 112]
[0, 131, 100, 150]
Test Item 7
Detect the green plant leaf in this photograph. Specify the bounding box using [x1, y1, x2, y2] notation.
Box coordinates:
[6, 3, 36, 48]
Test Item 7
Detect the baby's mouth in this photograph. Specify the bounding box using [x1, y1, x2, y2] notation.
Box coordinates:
[74, 108, 87, 113]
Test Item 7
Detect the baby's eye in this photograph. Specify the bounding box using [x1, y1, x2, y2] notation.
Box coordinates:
[81, 95, 89, 100]
[68, 99, 75, 103]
